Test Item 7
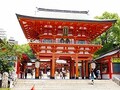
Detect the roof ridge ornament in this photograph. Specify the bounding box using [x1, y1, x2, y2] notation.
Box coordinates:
[36, 7, 89, 14]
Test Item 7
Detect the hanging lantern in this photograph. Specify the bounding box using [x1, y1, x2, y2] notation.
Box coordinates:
[35, 60, 40, 68]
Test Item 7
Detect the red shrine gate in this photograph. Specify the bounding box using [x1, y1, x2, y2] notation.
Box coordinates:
[16, 11, 116, 79]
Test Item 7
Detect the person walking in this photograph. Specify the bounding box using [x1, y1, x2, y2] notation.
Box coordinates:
[62, 70, 66, 79]
[60, 72, 63, 79]
[90, 69, 95, 85]
[96, 69, 101, 79]
[31, 69, 34, 78]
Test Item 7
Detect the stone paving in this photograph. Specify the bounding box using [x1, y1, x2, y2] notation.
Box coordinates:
[11, 79, 120, 90]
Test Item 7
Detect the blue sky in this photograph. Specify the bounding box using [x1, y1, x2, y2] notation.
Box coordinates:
[0, 0, 120, 44]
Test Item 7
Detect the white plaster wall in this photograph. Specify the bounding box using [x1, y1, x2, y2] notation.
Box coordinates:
[102, 74, 109, 79]
[102, 74, 120, 79]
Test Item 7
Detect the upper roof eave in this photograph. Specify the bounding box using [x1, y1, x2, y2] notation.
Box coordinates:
[16, 14, 116, 23]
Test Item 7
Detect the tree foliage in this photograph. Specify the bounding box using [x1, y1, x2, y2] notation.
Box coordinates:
[0, 39, 18, 72]
[0, 38, 35, 72]
[17, 44, 35, 59]
[94, 12, 120, 56]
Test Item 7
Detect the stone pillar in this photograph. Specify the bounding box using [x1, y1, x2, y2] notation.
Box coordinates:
[2, 72, 8, 88]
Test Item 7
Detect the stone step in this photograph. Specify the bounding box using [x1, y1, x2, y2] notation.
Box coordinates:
[11, 79, 120, 90]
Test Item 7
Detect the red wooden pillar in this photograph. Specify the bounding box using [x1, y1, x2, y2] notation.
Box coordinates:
[70, 60, 75, 79]
[82, 60, 84, 79]
[50, 53, 55, 79]
[85, 61, 89, 79]
[100, 63, 102, 79]
[35, 61, 40, 79]
[72, 61, 75, 78]
[16, 60, 20, 78]
[43, 64, 47, 74]
[35, 68, 39, 79]
[70, 60, 72, 79]
[108, 57, 112, 79]
[75, 54, 79, 79]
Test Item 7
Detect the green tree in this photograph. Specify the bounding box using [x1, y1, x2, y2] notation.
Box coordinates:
[0, 38, 35, 72]
[17, 44, 35, 59]
[0, 39, 17, 72]
[94, 12, 120, 56]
